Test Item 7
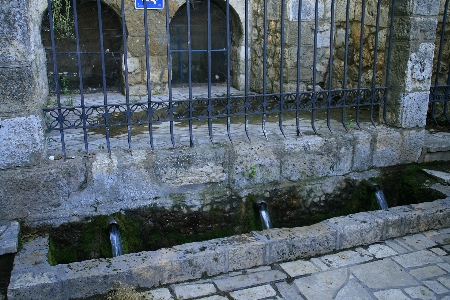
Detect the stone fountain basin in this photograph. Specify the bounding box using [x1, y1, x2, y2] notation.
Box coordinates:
[8, 198, 450, 300]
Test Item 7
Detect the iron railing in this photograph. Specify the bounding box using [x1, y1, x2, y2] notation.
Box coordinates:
[43, 0, 394, 157]
[429, 0, 450, 124]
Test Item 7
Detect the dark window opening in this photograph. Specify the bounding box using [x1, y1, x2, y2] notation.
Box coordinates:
[41, 0, 122, 93]
[169, 1, 229, 85]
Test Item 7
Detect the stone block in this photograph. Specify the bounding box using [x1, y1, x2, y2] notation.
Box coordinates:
[406, 43, 435, 93]
[408, 199, 450, 232]
[224, 234, 266, 271]
[0, 221, 19, 255]
[7, 266, 67, 300]
[255, 223, 336, 264]
[372, 127, 402, 167]
[323, 212, 385, 250]
[412, 0, 440, 15]
[370, 210, 405, 239]
[400, 129, 425, 162]
[0, 115, 45, 169]
[279, 135, 338, 181]
[229, 140, 280, 189]
[351, 130, 373, 171]
[289, 0, 325, 21]
[172, 241, 228, 280]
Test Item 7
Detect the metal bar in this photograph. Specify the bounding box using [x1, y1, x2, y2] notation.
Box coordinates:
[143, 0, 154, 150]
[327, 0, 336, 132]
[226, 0, 232, 143]
[370, 0, 382, 127]
[96, 0, 111, 155]
[72, 0, 88, 154]
[383, 0, 396, 124]
[165, 0, 175, 147]
[187, 0, 194, 146]
[207, 0, 214, 143]
[311, 0, 319, 134]
[47, 0, 67, 159]
[121, 0, 132, 154]
[341, 0, 351, 131]
[245, 0, 251, 141]
[296, 0, 303, 136]
[279, 0, 286, 137]
[356, 0, 367, 129]
[262, 0, 268, 140]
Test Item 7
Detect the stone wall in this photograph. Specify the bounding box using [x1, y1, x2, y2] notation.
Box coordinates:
[0, 125, 425, 226]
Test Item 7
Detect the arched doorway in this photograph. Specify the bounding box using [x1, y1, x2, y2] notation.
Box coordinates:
[169, 1, 229, 84]
[41, 0, 122, 93]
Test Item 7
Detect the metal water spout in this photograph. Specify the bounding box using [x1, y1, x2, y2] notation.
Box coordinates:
[108, 217, 123, 257]
[368, 181, 389, 211]
[256, 198, 272, 230]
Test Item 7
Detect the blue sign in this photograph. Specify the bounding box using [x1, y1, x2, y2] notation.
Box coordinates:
[135, 0, 164, 9]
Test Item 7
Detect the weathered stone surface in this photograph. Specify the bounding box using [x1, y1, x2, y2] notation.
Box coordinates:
[0, 221, 19, 255]
[0, 115, 45, 169]
[392, 250, 444, 268]
[255, 223, 336, 264]
[323, 212, 385, 250]
[319, 248, 373, 268]
[228, 284, 277, 300]
[213, 270, 286, 292]
[351, 258, 419, 289]
[173, 283, 217, 300]
[294, 268, 348, 300]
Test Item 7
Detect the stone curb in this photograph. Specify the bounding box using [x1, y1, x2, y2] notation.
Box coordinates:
[7, 198, 450, 300]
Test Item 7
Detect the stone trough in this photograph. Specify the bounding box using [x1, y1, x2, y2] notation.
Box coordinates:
[7, 197, 450, 300]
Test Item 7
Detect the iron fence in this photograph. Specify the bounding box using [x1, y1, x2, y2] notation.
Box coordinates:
[42, 0, 394, 157]
[429, 0, 450, 124]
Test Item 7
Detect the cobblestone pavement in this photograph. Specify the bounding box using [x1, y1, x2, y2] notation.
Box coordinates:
[128, 228, 450, 300]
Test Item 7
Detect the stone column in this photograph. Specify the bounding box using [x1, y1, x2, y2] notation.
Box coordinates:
[0, 0, 47, 169]
[385, 0, 440, 128]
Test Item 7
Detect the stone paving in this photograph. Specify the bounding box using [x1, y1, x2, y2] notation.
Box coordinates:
[129, 228, 450, 300]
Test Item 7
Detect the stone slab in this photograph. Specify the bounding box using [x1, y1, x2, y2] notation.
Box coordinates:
[319, 248, 373, 268]
[392, 250, 444, 268]
[367, 244, 399, 258]
[279, 259, 321, 277]
[373, 289, 410, 300]
[228, 284, 276, 300]
[350, 258, 419, 289]
[423, 169, 450, 184]
[409, 265, 447, 280]
[403, 286, 435, 299]
[294, 268, 349, 300]
[0, 221, 19, 255]
[398, 233, 438, 250]
[213, 270, 286, 292]
[423, 280, 449, 294]
[173, 283, 217, 300]
[275, 281, 305, 300]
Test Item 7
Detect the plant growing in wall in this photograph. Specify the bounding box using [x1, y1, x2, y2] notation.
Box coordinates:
[52, 0, 74, 39]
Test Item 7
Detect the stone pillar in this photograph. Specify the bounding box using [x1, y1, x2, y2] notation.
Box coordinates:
[0, 1, 47, 169]
[385, 0, 439, 128]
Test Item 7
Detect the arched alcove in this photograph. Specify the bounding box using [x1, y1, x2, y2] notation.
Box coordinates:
[41, 0, 123, 93]
[169, 0, 241, 86]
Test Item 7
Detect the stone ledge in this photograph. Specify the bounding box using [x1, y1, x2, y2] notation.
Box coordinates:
[7, 198, 450, 300]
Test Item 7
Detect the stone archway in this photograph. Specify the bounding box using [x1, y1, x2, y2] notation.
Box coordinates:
[41, 0, 123, 93]
[169, 0, 242, 87]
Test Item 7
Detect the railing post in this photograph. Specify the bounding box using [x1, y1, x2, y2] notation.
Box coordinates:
[386, 0, 440, 128]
